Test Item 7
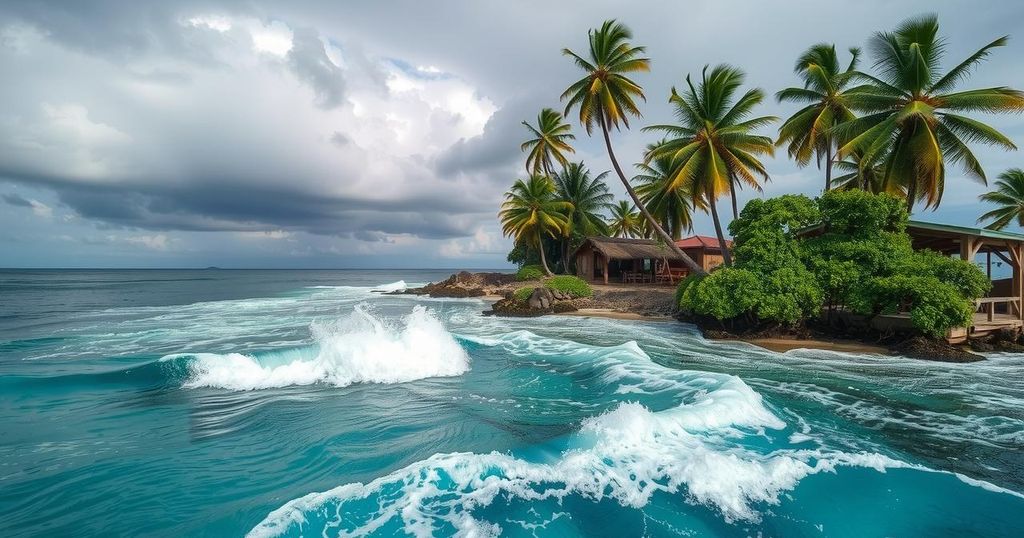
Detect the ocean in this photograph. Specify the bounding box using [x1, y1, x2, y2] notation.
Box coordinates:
[1, 269, 1022, 537]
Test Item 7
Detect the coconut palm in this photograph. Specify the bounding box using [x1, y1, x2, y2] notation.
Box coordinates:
[978, 168, 1024, 230]
[776, 44, 865, 191]
[499, 175, 573, 276]
[607, 200, 643, 238]
[832, 151, 906, 196]
[554, 162, 613, 270]
[839, 15, 1024, 211]
[561, 19, 705, 275]
[644, 64, 777, 266]
[521, 108, 576, 176]
[633, 148, 701, 240]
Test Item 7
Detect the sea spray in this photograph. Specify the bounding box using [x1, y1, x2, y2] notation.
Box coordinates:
[167, 304, 469, 390]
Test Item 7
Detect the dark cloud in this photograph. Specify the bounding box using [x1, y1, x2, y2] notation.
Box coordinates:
[287, 26, 346, 108]
[435, 94, 540, 177]
[2, 0, 1024, 268]
[2, 192, 33, 208]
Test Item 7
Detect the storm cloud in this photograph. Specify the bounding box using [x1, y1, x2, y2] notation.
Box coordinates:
[2, 0, 1023, 267]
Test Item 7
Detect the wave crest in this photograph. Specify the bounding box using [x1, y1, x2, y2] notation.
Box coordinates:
[165, 304, 469, 390]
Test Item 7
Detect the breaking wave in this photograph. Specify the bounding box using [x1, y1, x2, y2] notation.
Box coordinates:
[248, 330, 1023, 537]
[162, 304, 469, 390]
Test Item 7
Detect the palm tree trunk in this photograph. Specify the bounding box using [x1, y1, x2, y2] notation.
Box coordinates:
[562, 237, 571, 274]
[599, 115, 706, 276]
[709, 194, 733, 267]
[728, 177, 739, 220]
[906, 180, 916, 214]
[537, 230, 553, 276]
[825, 144, 833, 192]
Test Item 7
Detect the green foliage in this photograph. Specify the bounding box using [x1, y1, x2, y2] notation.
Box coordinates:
[512, 287, 536, 302]
[515, 265, 545, 281]
[857, 276, 974, 338]
[544, 275, 593, 298]
[903, 250, 991, 299]
[680, 190, 988, 337]
[681, 269, 762, 320]
[804, 190, 988, 337]
[816, 190, 907, 236]
[675, 275, 701, 307]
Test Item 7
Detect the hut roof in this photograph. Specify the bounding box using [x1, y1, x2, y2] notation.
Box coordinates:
[576, 236, 683, 261]
[675, 235, 732, 251]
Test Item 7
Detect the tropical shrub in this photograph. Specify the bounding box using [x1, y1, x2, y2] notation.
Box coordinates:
[680, 194, 822, 325]
[515, 265, 545, 281]
[513, 287, 536, 302]
[680, 190, 988, 337]
[856, 275, 975, 338]
[683, 269, 762, 321]
[545, 275, 592, 298]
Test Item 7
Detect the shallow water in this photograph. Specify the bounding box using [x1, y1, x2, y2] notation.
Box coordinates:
[1, 269, 1022, 537]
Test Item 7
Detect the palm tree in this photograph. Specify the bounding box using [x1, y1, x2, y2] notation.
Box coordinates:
[607, 200, 643, 238]
[832, 151, 906, 196]
[978, 168, 1024, 230]
[644, 64, 776, 266]
[561, 19, 705, 275]
[554, 162, 613, 270]
[499, 175, 573, 276]
[776, 44, 865, 191]
[839, 15, 1024, 212]
[521, 108, 575, 177]
[633, 148, 700, 240]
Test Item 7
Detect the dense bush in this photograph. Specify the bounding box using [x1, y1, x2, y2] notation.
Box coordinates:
[679, 190, 989, 338]
[512, 287, 535, 302]
[856, 275, 975, 338]
[545, 275, 593, 298]
[682, 269, 762, 320]
[803, 191, 988, 336]
[681, 194, 822, 325]
[515, 265, 545, 281]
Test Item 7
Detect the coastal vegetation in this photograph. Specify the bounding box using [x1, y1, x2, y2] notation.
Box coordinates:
[494, 14, 1024, 347]
[678, 190, 990, 338]
[498, 175, 572, 276]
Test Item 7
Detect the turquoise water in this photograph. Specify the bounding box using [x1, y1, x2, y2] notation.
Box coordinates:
[1, 269, 1022, 537]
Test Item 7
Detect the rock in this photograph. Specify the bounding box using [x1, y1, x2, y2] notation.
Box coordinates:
[528, 287, 554, 309]
[897, 336, 985, 363]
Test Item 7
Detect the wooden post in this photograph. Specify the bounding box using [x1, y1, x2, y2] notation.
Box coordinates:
[1009, 243, 1023, 320]
[603, 256, 609, 285]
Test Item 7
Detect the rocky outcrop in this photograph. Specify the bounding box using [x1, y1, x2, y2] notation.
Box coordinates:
[485, 287, 578, 317]
[401, 271, 517, 298]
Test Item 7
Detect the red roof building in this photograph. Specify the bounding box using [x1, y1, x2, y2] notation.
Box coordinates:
[674, 235, 731, 272]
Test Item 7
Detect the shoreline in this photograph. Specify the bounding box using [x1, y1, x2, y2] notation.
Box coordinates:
[557, 308, 673, 322]
[732, 336, 893, 355]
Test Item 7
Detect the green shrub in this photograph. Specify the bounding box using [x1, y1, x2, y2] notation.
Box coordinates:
[515, 265, 545, 281]
[857, 275, 974, 338]
[682, 268, 763, 320]
[512, 287, 535, 302]
[903, 250, 991, 299]
[544, 275, 592, 298]
[675, 274, 702, 308]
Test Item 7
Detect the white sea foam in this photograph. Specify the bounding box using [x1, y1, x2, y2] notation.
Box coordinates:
[249, 327, 1024, 537]
[165, 304, 469, 390]
[246, 393, 914, 538]
[372, 280, 408, 293]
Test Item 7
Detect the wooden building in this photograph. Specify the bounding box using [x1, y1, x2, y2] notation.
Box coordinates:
[573, 235, 733, 284]
[904, 221, 1024, 342]
[674, 235, 732, 273]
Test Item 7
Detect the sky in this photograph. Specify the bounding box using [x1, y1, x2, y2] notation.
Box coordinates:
[2, 0, 1023, 269]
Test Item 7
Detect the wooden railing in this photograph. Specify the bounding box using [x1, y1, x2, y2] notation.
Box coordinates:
[974, 296, 1021, 322]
